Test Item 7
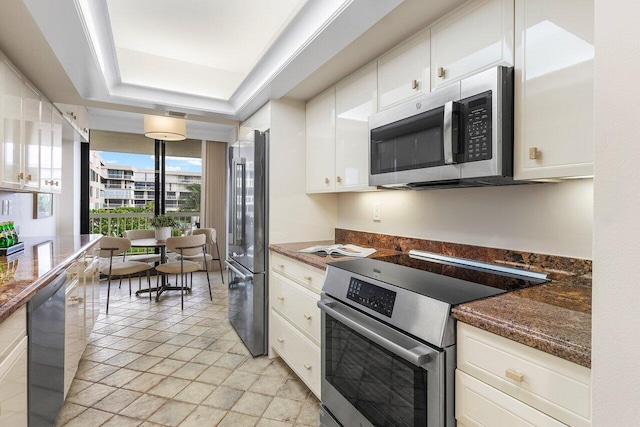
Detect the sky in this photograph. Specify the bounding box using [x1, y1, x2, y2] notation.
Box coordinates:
[96, 151, 202, 173]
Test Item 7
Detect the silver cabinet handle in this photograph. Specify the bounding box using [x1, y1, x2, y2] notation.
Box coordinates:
[438, 67, 445, 78]
[318, 299, 437, 366]
[411, 79, 418, 90]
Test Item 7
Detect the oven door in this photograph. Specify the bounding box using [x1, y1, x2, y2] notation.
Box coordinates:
[318, 297, 454, 427]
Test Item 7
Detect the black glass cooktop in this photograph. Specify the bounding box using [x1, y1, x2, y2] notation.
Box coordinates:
[328, 254, 549, 306]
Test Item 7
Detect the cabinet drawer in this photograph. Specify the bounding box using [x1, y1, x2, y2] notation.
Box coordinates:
[456, 370, 565, 427]
[0, 306, 26, 363]
[271, 252, 325, 293]
[271, 273, 321, 344]
[0, 336, 28, 427]
[458, 323, 590, 427]
[271, 311, 321, 398]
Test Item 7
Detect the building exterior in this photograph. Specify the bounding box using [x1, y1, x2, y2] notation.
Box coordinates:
[89, 151, 201, 210]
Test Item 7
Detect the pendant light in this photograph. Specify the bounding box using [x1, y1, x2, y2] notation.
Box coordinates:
[144, 115, 187, 141]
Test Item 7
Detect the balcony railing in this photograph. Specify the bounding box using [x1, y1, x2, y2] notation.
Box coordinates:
[89, 211, 201, 237]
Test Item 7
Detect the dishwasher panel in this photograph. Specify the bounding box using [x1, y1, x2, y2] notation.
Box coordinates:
[27, 273, 66, 427]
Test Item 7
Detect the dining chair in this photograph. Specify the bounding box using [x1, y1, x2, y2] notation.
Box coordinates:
[99, 237, 154, 314]
[123, 230, 162, 264]
[156, 234, 212, 309]
[176, 228, 224, 283]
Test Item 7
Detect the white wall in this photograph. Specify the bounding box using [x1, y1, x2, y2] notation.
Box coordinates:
[592, 0, 640, 423]
[0, 192, 57, 237]
[269, 100, 337, 243]
[338, 179, 593, 259]
[56, 138, 81, 235]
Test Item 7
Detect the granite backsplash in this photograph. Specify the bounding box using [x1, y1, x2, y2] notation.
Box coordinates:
[335, 228, 592, 287]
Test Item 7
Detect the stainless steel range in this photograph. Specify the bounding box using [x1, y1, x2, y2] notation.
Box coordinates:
[317, 250, 548, 427]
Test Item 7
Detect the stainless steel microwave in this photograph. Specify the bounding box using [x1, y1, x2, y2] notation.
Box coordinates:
[368, 66, 514, 189]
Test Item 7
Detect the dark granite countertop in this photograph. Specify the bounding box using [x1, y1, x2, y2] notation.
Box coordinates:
[0, 235, 102, 322]
[269, 240, 592, 368]
[269, 240, 400, 270]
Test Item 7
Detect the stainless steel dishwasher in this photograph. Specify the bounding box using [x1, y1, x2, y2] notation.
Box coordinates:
[27, 273, 66, 426]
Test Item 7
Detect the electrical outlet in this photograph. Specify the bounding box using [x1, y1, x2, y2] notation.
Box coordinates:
[373, 202, 381, 221]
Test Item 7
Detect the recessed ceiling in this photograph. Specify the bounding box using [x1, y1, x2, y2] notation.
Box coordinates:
[106, 0, 307, 100]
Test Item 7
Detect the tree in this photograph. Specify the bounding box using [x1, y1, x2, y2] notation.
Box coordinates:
[180, 183, 201, 211]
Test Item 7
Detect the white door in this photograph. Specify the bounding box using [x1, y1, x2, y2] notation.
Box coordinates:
[40, 102, 53, 192]
[1, 60, 23, 189]
[513, 0, 594, 180]
[431, 0, 514, 90]
[22, 82, 40, 190]
[335, 63, 377, 192]
[305, 87, 336, 193]
[51, 110, 63, 192]
[377, 31, 430, 111]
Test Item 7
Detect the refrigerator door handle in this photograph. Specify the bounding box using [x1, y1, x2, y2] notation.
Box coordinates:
[225, 260, 251, 280]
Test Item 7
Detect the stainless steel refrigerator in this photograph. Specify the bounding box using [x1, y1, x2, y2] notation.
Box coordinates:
[226, 130, 268, 356]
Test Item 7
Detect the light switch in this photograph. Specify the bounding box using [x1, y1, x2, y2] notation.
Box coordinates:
[373, 202, 381, 221]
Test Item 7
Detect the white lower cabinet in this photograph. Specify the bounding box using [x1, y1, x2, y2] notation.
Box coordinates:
[456, 323, 591, 427]
[0, 307, 27, 427]
[456, 370, 565, 427]
[269, 251, 322, 398]
[64, 252, 100, 397]
[0, 337, 27, 427]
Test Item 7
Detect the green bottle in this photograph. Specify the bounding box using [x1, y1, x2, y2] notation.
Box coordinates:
[8, 222, 17, 245]
[5, 224, 12, 247]
[0, 223, 7, 249]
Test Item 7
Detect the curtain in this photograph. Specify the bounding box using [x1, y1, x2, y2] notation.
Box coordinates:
[200, 140, 227, 271]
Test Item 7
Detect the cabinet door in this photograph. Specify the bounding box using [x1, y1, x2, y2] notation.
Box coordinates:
[377, 31, 430, 110]
[1, 60, 23, 189]
[305, 87, 336, 193]
[335, 63, 377, 192]
[0, 337, 28, 427]
[513, 0, 594, 180]
[431, 0, 514, 90]
[64, 276, 84, 397]
[22, 82, 40, 190]
[51, 110, 63, 193]
[40, 102, 53, 192]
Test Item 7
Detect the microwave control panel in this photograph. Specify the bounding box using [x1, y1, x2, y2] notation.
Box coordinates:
[347, 277, 396, 318]
[462, 90, 492, 162]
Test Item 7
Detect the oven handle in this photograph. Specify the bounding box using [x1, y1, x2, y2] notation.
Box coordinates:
[318, 299, 438, 366]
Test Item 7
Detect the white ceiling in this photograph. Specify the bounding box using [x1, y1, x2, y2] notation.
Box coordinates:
[0, 0, 463, 141]
[106, 0, 307, 100]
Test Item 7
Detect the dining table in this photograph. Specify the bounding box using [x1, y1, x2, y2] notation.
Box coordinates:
[130, 238, 184, 301]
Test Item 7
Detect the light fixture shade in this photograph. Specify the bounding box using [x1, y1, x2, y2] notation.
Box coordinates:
[144, 115, 187, 141]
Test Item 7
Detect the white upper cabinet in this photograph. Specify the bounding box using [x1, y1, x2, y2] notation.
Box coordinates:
[335, 63, 377, 192]
[377, 31, 430, 111]
[513, 0, 594, 180]
[431, 0, 514, 90]
[51, 110, 63, 193]
[22, 82, 41, 191]
[305, 87, 336, 193]
[1, 59, 23, 190]
[40, 101, 53, 192]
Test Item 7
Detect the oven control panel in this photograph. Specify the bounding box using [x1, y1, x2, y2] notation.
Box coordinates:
[347, 277, 396, 318]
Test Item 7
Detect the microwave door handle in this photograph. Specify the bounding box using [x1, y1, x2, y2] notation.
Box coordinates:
[443, 101, 457, 165]
[318, 299, 438, 366]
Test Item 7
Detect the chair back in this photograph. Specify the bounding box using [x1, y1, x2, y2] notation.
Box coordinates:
[193, 228, 216, 245]
[124, 229, 155, 240]
[99, 237, 131, 258]
[166, 234, 206, 257]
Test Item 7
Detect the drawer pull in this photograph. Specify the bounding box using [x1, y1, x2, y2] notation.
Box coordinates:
[277, 296, 285, 301]
[505, 369, 524, 383]
[303, 276, 312, 281]
[411, 79, 418, 90]
[437, 67, 445, 78]
[277, 337, 284, 343]
[304, 363, 312, 370]
[278, 264, 285, 269]
[304, 314, 312, 320]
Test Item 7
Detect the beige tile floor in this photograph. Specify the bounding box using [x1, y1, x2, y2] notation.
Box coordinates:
[56, 272, 320, 427]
